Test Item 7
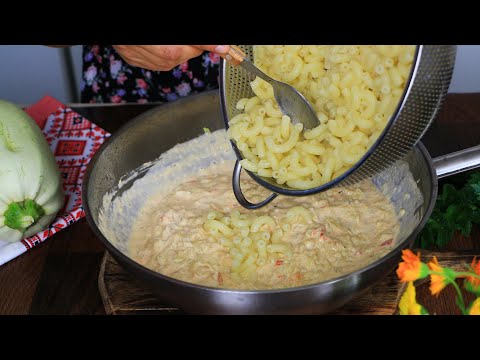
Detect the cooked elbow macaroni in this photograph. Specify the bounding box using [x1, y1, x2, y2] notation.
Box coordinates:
[227, 45, 415, 189]
[203, 207, 315, 281]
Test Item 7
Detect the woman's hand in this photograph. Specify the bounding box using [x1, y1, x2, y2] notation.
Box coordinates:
[112, 45, 230, 71]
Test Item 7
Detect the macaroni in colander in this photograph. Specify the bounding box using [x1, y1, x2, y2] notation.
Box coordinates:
[227, 45, 415, 189]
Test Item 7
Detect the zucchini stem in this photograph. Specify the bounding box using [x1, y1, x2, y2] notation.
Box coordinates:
[4, 199, 45, 232]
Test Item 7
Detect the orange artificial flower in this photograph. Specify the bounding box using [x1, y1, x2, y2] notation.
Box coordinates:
[396, 249, 429, 282]
[398, 281, 428, 315]
[465, 257, 480, 296]
[428, 256, 451, 296]
[468, 298, 480, 315]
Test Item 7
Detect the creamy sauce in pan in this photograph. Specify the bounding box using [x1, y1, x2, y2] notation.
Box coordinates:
[128, 160, 400, 290]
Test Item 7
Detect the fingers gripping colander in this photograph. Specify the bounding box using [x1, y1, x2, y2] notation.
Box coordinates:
[220, 45, 457, 209]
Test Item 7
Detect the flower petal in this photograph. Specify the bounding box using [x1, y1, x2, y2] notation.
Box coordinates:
[468, 297, 480, 315]
[399, 282, 428, 315]
[427, 256, 454, 296]
[396, 249, 429, 282]
[465, 257, 480, 296]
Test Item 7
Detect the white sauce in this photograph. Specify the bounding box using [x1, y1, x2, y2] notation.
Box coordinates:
[113, 131, 401, 290]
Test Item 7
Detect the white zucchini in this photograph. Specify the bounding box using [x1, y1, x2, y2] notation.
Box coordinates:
[0, 100, 64, 242]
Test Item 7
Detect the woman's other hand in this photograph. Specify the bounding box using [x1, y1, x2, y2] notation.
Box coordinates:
[112, 45, 230, 71]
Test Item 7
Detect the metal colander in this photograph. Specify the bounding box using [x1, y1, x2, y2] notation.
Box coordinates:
[219, 45, 457, 209]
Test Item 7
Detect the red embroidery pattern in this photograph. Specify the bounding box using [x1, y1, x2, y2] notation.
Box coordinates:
[60, 166, 81, 185]
[18, 97, 111, 251]
[55, 140, 87, 156]
[62, 110, 92, 131]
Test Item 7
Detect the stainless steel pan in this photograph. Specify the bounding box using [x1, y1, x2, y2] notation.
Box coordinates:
[82, 91, 480, 314]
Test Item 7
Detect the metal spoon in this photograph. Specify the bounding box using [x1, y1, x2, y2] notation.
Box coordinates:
[221, 46, 320, 130]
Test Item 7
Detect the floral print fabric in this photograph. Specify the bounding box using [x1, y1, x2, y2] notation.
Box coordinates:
[81, 45, 220, 103]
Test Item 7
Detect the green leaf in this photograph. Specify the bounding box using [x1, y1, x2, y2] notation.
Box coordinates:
[458, 220, 472, 237]
[464, 277, 480, 296]
[420, 306, 430, 315]
[417, 170, 480, 249]
[467, 172, 480, 200]
[442, 184, 459, 204]
[467, 172, 480, 185]
[418, 226, 435, 249]
[437, 227, 455, 248]
[455, 295, 467, 315]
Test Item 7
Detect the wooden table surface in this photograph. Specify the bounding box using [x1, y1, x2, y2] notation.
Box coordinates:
[0, 93, 479, 315]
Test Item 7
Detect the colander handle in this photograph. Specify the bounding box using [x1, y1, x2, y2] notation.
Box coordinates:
[221, 46, 276, 86]
[220, 45, 247, 66]
[232, 159, 278, 209]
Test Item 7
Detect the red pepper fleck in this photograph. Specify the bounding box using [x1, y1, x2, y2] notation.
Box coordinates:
[293, 273, 304, 280]
[381, 238, 393, 246]
[217, 272, 224, 285]
[275, 260, 284, 266]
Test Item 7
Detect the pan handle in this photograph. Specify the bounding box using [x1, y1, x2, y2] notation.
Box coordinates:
[433, 144, 480, 179]
[232, 160, 278, 209]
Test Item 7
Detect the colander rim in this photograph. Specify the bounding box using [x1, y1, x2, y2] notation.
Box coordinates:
[219, 45, 422, 196]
